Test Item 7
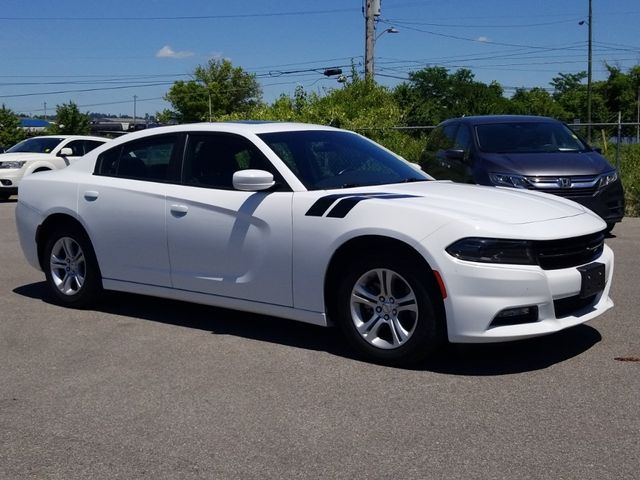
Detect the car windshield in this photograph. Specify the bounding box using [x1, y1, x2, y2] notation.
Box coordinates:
[257, 130, 429, 190]
[475, 122, 588, 153]
[7, 137, 64, 154]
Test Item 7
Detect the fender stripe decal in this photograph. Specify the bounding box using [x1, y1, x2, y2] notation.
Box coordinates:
[305, 193, 366, 217]
[326, 194, 419, 218]
[305, 193, 420, 218]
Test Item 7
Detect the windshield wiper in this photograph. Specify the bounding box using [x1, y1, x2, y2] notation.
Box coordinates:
[398, 177, 428, 183]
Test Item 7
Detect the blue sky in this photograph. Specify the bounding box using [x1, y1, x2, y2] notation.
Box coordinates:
[1, 0, 638, 118]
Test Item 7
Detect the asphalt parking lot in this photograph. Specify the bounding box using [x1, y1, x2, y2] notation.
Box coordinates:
[0, 198, 638, 480]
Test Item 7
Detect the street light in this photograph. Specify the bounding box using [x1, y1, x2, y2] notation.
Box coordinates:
[372, 26, 399, 79]
[375, 26, 399, 42]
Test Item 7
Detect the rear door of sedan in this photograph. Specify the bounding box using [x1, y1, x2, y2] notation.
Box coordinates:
[78, 133, 184, 287]
[164, 132, 294, 307]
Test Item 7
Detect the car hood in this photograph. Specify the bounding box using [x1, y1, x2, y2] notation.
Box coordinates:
[480, 151, 613, 176]
[340, 181, 587, 225]
[0, 152, 52, 162]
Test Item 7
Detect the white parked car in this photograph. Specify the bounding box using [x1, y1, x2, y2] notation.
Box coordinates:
[15, 122, 614, 365]
[0, 135, 108, 200]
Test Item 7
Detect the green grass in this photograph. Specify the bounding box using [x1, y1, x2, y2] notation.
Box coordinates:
[604, 144, 640, 217]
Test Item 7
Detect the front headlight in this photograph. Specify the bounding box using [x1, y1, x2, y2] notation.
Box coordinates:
[0, 160, 27, 169]
[598, 170, 618, 188]
[488, 172, 529, 189]
[446, 237, 537, 265]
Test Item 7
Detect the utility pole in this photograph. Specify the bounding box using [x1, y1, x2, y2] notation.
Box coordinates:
[133, 95, 137, 128]
[364, 0, 380, 80]
[587, 0, 593, 142]
[44, 101, 47, 120]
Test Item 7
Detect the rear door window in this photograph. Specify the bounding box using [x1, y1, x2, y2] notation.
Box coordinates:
[95, 134, 182, 182]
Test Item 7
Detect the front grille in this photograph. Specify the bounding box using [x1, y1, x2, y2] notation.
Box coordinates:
[554, 294, 597, 318]
[534, 186, 598, 198]
[533, 231, 605, 270]
[525, 175, 599, 198]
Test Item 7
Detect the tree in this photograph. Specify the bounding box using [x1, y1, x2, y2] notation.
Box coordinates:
[155, 108, 178, 124]
[551, 72, 587, 97]
[509, 87, 566, 118]
[49, 102, 91, 135]
[395, 67, 510, 127]
[0, 104, 27, 150]
[602, 65, 637, 121]
[165, 58, 262, 123]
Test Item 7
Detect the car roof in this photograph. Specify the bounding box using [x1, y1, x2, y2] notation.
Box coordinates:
[28, 135, 109, 142]
[441, 115, 561, 126]
[102, 122, 343, 146]
[204, 121, 341, 134]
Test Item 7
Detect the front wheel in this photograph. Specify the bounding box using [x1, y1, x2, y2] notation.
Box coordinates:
[43, 226, 102, 307]
[334, 255, 445, 366]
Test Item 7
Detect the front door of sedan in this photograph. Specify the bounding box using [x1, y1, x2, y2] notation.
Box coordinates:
[165, 133, 294, 306]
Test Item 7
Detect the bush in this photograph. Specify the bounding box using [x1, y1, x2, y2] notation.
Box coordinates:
[608, 145, 640, 216]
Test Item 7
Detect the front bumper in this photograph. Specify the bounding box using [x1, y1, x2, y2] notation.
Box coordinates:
[569, 181, 625, 224]
[0, 169, 22, 196]
[440, 244, 614, 343]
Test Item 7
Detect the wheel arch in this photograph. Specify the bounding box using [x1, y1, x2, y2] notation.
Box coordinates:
[324, 235, 446, 326]
[36, 213, 96, 272]
[24, 160, 57, 176]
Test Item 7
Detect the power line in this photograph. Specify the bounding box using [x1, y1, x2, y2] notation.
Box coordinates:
[0, 82, 173, 99]
[381, 17, 582, 28]
[0, 8, 359, 21]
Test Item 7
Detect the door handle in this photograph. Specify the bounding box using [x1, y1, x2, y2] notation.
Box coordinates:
[83, 191, 99, 201]
[170, 204, 189, 217]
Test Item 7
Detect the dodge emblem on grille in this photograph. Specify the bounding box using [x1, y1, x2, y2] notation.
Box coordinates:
[558, 177, 572, 188]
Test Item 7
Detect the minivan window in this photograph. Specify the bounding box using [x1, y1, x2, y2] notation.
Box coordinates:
[476, 122, 588, 153]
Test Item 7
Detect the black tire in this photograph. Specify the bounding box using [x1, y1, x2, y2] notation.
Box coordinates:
[334, 254, 445, 366]
[43, 225, 102, 308]
[0, 193, 10, 201]
[605, 222, 616, 234]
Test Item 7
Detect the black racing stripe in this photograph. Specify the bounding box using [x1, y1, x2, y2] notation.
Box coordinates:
[326, 194, 420, 218]
[305, 192, 386, 217]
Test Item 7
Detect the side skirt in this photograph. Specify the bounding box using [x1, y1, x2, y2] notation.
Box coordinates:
[102, 278, 329, 327]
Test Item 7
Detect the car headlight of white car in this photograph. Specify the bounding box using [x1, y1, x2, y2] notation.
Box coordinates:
[446, 237, 537, 265]
[0, 160, 27, 169]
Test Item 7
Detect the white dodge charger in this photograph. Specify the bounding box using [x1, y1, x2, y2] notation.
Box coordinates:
[15, 122, 614, 365]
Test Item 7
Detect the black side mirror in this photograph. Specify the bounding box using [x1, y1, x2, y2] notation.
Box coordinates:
[445, 149, 465, 160]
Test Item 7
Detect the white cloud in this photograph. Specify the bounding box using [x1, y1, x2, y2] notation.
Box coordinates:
[156, 45, 195, 59]
[476, 36, 490, 43]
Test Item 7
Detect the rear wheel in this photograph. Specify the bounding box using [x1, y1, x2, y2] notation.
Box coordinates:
[334, 254, 444, 366]
[43, 226, 102, 307]
[605, 222, 616, 234]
